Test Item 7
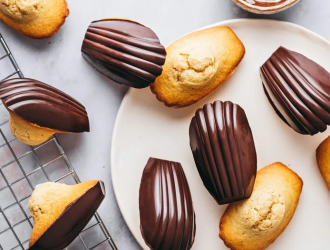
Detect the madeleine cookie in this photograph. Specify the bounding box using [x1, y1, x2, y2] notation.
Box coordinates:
[316, 136, 330, 190]
[151, 26, 245, 108]
[29, 181, 105, 250]
[82, 18, 166, 89]
[0, 78, 89, 145]
[139, 158, 196, 250]
[220, 162, 303, 250]
[189, 101, 257, 205]
[0, 0, 69, 39]
[260, 47, 330, 135]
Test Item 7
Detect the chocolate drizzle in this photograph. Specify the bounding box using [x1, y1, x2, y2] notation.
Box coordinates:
[0, 78, 89, 132]
[29, 181, 106, 250]
[243, 0, 288, 7]
[139, 158, 196, 250]
[189, 101, 257, 205]
[261, 46, 330, 135]
[82, 19, 166, 88]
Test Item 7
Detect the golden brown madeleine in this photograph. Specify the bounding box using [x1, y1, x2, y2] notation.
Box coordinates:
[316, 136, 330, 190]
[0, 0, 69, 39]
[29, 181, 105, 250]
[220, 162, 303, 250]
[151, 26, 245, 108]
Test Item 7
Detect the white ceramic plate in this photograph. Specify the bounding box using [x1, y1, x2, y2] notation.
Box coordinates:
[111, 19, 330, 250]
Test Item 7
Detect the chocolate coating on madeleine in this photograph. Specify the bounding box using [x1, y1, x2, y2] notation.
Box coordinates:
[261, 46, 330, 135]
[0, 78, 89, 132]
[82, 19, 166, 89]
[29, 181, 105, 250]
[139, 158, 196, 250]
[189, 101, 257, 205]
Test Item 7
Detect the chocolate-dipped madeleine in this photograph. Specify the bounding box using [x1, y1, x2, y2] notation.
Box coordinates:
[28, 181, 105, 250]
[0, 78, 89, 145]
[139, 158, 196, 250]
[82, 19, 166, 88]
[189, 101, 257, 205]
[261, 46, 330, 135]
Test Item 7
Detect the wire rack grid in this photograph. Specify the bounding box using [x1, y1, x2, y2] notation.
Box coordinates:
[0, 33, 118, 250]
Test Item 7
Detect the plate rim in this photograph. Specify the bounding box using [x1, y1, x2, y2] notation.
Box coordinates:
[110, 18, 330, 249]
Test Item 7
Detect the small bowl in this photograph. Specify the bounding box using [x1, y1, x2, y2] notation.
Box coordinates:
[231, 0, 300, 14]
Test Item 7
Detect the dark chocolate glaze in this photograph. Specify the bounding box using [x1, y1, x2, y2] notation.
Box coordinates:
[189, 101, 257, 205]
[0, 78, 90, 132]
[29, 181, 105, 250]
[243, 0, 287, 7]
[260, 46, 330, 135]
[82, 19, 166, 89]
[139, 158, 196, 250]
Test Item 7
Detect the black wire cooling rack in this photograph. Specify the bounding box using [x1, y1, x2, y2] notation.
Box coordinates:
[0, 33, 118, 250]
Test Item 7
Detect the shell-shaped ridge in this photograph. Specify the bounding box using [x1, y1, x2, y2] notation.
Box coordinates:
[189, 101, 257, 205]
[82, 19, 166, 89]
[139, 158, 196, 250]
[0, 78, 89, 132]
[261, 46, 330, 135]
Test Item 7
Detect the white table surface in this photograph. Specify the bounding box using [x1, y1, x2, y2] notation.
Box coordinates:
[0, 0, 329, 249]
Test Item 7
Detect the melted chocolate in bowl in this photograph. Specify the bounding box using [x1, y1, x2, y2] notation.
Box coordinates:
[243, 0, 287, 6]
